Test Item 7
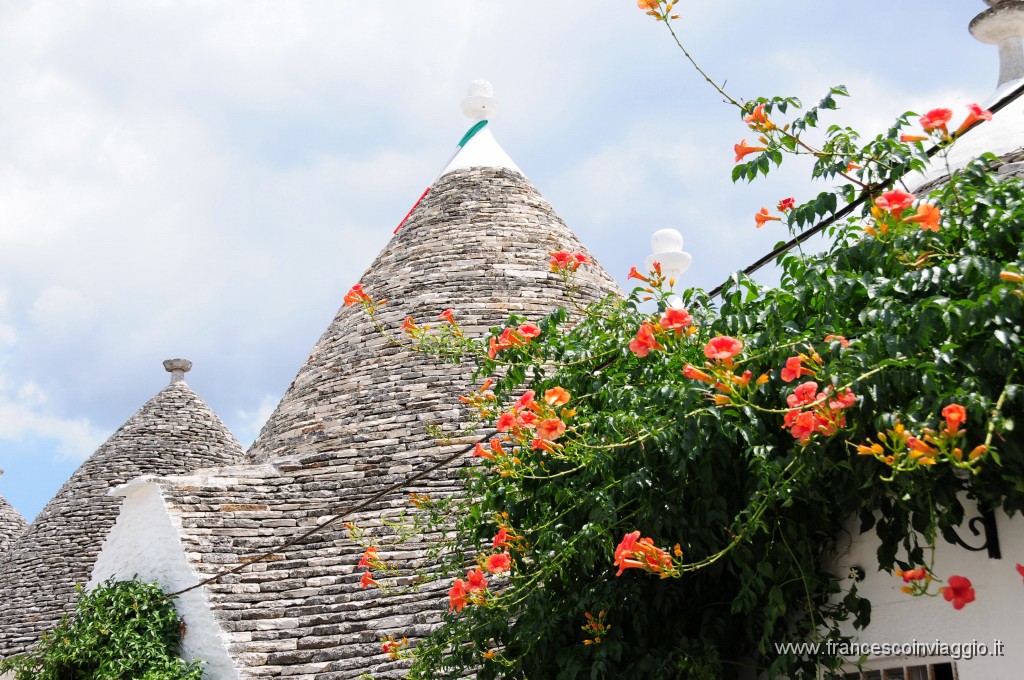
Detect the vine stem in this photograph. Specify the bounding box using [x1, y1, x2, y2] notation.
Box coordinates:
[778, 526, 819, 644]
[662, 16, 870, 192]
[662, 18, 740, 109]
[677, 459, 803, 573]
[737, 363, 888, 415]
[984, 371, 1015, 450]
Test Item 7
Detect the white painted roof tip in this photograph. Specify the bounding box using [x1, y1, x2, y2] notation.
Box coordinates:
[908, 94, 1024, 190]
[163, 358, 192, 384]
[461, 80, 499, 121]
[984, 75, 1024, 107]
[438, 81, 522, 177]
[440, 126, 523, 177]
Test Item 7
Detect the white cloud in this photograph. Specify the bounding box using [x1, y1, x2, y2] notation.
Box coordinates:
[16, 382, 47, 407]
[30, 286, 96, 335]
[0, 286, 105, 461]
[552, 126, 727, 226]
[0, 324, 16, 348]
[0, 381, 107, 459]
[233, 394, 279, 449]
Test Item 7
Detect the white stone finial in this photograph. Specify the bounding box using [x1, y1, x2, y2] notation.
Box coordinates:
[163, 358, 192, 384]
[644, 229, 692, 288]
[461, 80, 499, 121]
[971, 0, 1024, 87]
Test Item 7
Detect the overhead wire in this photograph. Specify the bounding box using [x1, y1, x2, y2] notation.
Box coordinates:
[167, 437, 483, 598]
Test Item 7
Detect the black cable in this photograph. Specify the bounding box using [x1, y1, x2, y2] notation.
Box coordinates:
[167, 437, 483, 598]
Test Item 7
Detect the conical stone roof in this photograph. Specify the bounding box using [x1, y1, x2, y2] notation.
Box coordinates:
[137, 122, 621, 677]
[0, 363, 245, 659]
[248, 163, 620, 463]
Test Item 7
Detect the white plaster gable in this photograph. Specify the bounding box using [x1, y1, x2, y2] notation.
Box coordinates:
[90, 478, 240, 680]
[906, 91, 1024, 192]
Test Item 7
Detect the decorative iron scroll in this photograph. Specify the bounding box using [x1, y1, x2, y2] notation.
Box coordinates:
[949, 508, 1001, 559]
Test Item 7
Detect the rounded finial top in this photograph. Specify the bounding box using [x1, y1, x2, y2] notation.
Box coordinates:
[644, 228, 692, 287]
[163, 358, 192, 384]
[467, 80, 494, 97]
[461, 80, 499, 121]
[973, 0, 1024, 37]
[650, 228, 685, 254]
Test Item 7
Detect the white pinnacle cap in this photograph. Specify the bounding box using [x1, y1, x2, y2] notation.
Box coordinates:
[461, 80, 499, 121]
[441, 81, 521, 176]
[970, 0, 1024, 88]
[163, 358, 192, 384]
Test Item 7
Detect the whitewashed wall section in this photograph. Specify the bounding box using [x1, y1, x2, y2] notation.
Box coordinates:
[90, 479, 240, 680]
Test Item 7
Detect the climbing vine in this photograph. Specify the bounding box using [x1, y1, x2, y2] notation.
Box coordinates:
[0, 579, 202, 680]
[339, 4, 1024, 679]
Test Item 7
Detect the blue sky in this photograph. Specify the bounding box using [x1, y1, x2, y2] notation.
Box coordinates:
[0, 1, 1001, 520]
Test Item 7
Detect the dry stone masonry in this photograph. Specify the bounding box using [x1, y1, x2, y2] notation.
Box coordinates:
[139, 164, 621, 679]
[249, 166, 619, 463]
[0, 489, 27, 558]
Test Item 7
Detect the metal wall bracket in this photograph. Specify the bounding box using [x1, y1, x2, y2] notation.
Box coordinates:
[949, 508, 1001, 559]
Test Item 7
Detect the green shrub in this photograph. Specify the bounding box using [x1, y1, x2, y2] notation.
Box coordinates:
[0, 578, 203, 680]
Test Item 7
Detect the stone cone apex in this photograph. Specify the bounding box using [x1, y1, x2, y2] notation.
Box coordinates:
[248, 151, 620, 463]
[0, 361, 246, 659]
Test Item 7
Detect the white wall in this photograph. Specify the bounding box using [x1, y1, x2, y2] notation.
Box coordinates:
[90, 479, 240, 680]
[832, 497, 1024, 679]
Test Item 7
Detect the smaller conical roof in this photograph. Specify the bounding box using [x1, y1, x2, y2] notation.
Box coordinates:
[0, 360, 245, 659]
